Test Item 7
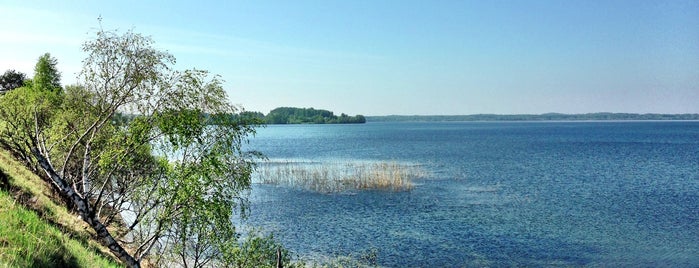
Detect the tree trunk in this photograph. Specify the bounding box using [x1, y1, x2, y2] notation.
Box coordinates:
[87, 214, 140, 267]
[276, 248, 283, 268]
[33, 149, 140, 267]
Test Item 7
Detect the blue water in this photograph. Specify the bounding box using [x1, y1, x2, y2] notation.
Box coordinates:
[244, 122, 699, 267]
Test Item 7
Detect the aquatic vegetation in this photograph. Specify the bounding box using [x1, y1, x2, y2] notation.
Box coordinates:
[254, 160, 426, 193]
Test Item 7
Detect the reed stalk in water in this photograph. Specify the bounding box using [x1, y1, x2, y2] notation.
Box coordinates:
[254, 161, 426, 193]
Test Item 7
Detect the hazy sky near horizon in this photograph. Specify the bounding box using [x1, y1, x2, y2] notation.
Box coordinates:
[1, 0, 698, 115]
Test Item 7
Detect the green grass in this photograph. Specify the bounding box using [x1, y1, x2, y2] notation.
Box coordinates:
[0, 151, 86, 234]
[0, 150, 120, 267]
[0, 190, 120, 267]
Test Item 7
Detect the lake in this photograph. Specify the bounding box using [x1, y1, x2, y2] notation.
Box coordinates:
[243, 121, 699, 267]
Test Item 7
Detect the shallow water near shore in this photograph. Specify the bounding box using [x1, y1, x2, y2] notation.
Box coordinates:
[243, 121, 699, 267]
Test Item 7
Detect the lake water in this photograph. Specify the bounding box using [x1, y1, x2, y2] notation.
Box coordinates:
[243, 121, 699, 267]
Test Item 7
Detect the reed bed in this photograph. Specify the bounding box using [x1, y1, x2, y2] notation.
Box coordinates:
[254, 160, 426, 193]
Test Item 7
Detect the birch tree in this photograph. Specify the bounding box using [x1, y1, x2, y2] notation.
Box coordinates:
[0, 28, 261, 267]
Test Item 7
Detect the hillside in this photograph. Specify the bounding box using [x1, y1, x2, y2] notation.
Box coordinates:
[0, 150, 120, 267]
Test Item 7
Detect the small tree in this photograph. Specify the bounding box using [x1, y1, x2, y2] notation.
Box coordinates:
[0, 28, 262, 267]
[33, 53, 62, 92]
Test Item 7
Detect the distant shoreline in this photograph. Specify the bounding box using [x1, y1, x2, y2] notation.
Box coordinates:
[366, 113, 699, 122]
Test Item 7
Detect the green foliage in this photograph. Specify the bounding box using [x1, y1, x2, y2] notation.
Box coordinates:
[0, 85, 63, 169]
[265, 107, 366, 124]
[33, 53, 62, 92]
[221, 231, 296, 268]
[233, 111, 265, 124]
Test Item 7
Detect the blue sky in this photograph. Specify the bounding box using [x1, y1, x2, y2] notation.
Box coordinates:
[1, 0, 698, 115]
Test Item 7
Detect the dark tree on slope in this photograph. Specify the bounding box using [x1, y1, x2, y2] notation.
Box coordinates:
[0, 69, 27, 93]
[0, 28, 261, 267]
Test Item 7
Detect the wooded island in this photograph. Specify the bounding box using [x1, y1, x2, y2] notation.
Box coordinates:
[242, 107, 366, 124]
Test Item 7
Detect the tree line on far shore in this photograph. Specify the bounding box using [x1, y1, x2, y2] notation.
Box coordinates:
[367, 113, 699, 122]
[240, 107, 366, 124]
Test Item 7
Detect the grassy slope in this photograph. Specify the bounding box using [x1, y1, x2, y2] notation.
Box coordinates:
[0, 150, 120, 267]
